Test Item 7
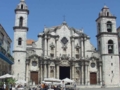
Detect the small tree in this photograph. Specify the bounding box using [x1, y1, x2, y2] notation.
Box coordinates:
[7, 78, 16, 86]
[0, 81, 3, 87]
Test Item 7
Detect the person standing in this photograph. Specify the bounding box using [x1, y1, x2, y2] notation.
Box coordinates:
[73, 83, 76, 90]
[61, 81, 65, 90]
[3, 82, 6, 90]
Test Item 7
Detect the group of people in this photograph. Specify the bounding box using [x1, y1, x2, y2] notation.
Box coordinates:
[38, 81, 76, 90]
[40, 83, 61, 90]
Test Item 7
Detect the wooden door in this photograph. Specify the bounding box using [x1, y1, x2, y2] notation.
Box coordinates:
[90, 72, 97, 84]
[31, 71, 38, 84]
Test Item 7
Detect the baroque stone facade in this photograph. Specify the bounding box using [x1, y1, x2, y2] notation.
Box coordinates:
[12, 0, 120, 87]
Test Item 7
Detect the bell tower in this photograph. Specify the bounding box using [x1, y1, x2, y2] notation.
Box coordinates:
[12, 0, 29, 80]
[96, 6, 120, 86]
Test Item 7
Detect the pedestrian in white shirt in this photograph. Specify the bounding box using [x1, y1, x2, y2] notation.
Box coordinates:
[61, 81, 65, 90]
[3, 82, 6, 90]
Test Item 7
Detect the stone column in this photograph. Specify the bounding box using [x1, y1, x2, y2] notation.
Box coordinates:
[26, 64, 29, 83]
[71, 37, 75, 57]
[41, 64, 43, 82]
[85, 62, 88, 85]
[44, 35, 47, 57]
[81, 62, 84, 85]
[44, 64, 47, 78]
[57, 65, 59, 79]
[72, 65, 75, 81]
[99, 63, 102, 85]
[87, 64, 90, 85]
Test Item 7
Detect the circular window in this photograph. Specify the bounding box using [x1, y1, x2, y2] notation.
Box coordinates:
[32, 61, 37, 66]
[91, 63, 95, 68]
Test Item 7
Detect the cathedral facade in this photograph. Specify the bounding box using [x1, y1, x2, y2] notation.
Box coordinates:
[12, 0, 120, 87]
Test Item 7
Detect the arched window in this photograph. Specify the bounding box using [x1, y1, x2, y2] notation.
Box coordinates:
[108, 40, 114, 54]
[107, 21, 112, 32]
[18, 38, 22, 45]
[19, 17, 23, 27]
[21, 4, 23, 9]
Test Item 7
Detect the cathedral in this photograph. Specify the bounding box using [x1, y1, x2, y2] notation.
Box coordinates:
[12, 0, 120, 87]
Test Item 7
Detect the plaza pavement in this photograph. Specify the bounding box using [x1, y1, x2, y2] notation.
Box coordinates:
[77, 87, 120, 90]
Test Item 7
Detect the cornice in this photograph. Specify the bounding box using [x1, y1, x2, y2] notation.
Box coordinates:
[13, 26, 29, 31]
[13, 50, 26, 53]
[96, 32, 117, 37]
[15, 9, 29, 14]
[96, 16, 116, 21]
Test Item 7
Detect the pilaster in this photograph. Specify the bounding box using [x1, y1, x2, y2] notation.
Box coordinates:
[85, 61, 89, 85]
[99, 62, 102, 85]
[44, 63, 47, 78]
[81, 62, 84, 85]
[71, 37, 75, 58]
[81, 38, 83, 58]
[26, 59, 29, 83]
[41, 64, 43, 82]
[55, 36, 59, 58]
[44, 35, 47, 57]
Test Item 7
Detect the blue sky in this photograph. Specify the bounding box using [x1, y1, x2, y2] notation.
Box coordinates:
[0, 0, 120, 50]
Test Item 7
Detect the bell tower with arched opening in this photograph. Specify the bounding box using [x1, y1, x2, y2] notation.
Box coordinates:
[96, 6, 119, 86]
[12, 0, 29, 81]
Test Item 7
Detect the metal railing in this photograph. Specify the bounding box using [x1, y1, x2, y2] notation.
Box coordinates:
[0, 45, 14, 62]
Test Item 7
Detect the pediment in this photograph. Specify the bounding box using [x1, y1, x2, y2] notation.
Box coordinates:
[28, 54, 39, 59]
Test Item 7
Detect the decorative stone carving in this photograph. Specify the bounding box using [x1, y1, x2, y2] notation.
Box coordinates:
[70, 57, 75, 61]
[56, 56, 60, 60]
[76, 67, 80, 73]
[55, 35, 59, 41]
[61, 54, 70, 60]
[70, 36, 75, 42]
[50, 66, 54, 72]
[50, 42, 55, 48]
[60, 60, 69, 66]
[75, 43, 80, 49]
[62, 45, 67, 50]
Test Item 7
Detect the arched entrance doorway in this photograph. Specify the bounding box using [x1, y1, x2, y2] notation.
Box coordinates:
[59, 66, 70, 79]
